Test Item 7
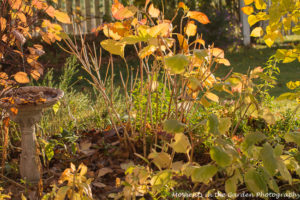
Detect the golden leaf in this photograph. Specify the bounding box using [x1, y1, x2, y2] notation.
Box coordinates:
[177, 34, 188, 52]
[215, 58, 230, 66]
[100, 39, 125, 58]
[250, 27, 264, 37]
[30, 70, 41, 80]
[139, 45, 157, 59]
[0, 72, 8, 79]
[0, 17, 7, 31]
[254, 0, 267, 9]
[9, 0, 22, 10]
[187, 11, 210, 24]
[212, 48, 224, 58]
[244, 0, 254, 5]
[45, 5, 55, 18]
[178, 2, 189, 11]
[185, 21, 197, 37]
[14, 72, 30, 84]
[205, 92, 219, 102]
[241, 6, 254, 15]
[10, 107, 18, 115]
[54, 10, 71, 24]
[17, 12, 27, 23]
[112, 0, 137, 21]
[148, 4, 160, 18]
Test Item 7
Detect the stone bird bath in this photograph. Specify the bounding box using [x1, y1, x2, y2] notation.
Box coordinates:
[0, 86, 64, 183]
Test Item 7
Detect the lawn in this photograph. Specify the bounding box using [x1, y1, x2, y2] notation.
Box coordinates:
[217, 46, 300, 96]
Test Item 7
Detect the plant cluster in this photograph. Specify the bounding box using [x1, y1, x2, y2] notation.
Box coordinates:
[58, 0, 300, 199]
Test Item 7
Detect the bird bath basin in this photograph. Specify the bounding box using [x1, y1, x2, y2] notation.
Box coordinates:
[0, 86, 64, 183]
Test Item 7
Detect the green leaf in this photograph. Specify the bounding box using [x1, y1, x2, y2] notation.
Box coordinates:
[277, 158, 292, 184]
[150, 170, 172, 186]
[259, 167, 280, 193]
[241, 132, 266, 151]
[148, 152, 171, 169]
[52, 101, 61, 114]
[210, 146, 232, 167]
[260, 143, 277, 175]
[262, 108, 275, 125]
[194, 49, 208, 59]
[163, 119, 185, 133]
[244, 168, 268, 195]
[170, 133, 191, 154]
[277, 92, 299, 101]
[285, 132, 300, 146]
[191, 165, 218, 183]
[100, 39, 125, 58]
[219, 118, 231, 134]
[274, 145, 284, 157]
[54, 186, 70, 200]
[45, 143, 55, 161]
[225, 177, 237, 194]
[207, 114, 219, 135]
[165, 54, 189, 74]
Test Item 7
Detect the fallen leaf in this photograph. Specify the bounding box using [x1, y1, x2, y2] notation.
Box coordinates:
[98, 167, 113, 177]
[92, 182, 106, 188]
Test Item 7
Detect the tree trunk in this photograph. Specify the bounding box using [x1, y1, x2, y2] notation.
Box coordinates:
[239, 0, 250, 46]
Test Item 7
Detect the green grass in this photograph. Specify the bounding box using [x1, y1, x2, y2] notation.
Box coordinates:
[215, 47, 300, 96]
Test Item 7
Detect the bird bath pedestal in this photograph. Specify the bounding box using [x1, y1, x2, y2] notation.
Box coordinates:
[0, 86, 64, 183]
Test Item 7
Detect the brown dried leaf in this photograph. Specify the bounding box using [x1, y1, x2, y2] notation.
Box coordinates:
[97, 167, 113, 177]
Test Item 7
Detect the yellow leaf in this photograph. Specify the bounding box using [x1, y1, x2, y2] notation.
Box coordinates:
[0, 17, 7, 31]
[113, 5, 137, 20]
[177, 34, 189, 52]
[9, 0, 22, 9]
[139, 45, 156, 59]
[264, 35, 274, 47]
[185, 21, 197, 37]
[212, 48, 224, 58]
[170, 133, 191, 154]
[215, 58, 230, 66]
[148, 23, 170, 37]
[248, 15, 259, 26]
[148, 4, 160, 18]
[187, 11, 210, 24]
[10, 107, 18, 115]
[103, 24, 122, 40]
[54, 186, 70, 200]
[250, 27, 263, 37]
[192, 39, 205, 47]
[17, 12, 27, 23]
[178, 2, 189, 11]
[254, 0, 267, 9]
[30, 70, 41, 80]
[14, 72, 30, 84]
[54, 10, 71, 24]
[241, 6, 254, 15]
[100, 39, 125, 58]
[148, 152, 171, 169]
[21, 193, 27, 200]
[244, 0, 254, 5]
[205, 92, 219, 102]
[45, 5, 56, 18]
